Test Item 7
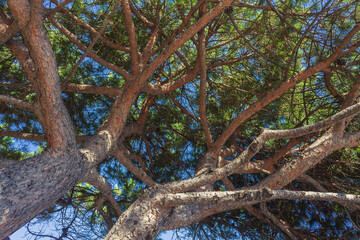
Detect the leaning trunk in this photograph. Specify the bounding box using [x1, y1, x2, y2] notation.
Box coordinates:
[0, 149, 85, 238]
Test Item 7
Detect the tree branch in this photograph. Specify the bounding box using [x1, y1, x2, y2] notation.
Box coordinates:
[62, 83, 122, 96]
[121, 0, 140, 75]
[154, 189, 360, 208]
[62, 0, 120, 85]
[167, 101, 360, 192]
[260, 202, 298, 240]
[167, 93, 200, 122]
[254, 129, 360, 190]
[139, 0, 234, 84]
[324, 72, 344, 102]
[141, 59, 200, 95]
[8, 0, 76, 148]
[0, 94, 34, 112]
[260, 102, 360, 139]
[49, 0, 129, 52]
[213, 22, 360, 151]
[112, 147, 156, 187]
[198, 2, 213, 149]
[48, 16, 132, 81]
[85, 168, 123, 217]
[45, 0, 73, 16]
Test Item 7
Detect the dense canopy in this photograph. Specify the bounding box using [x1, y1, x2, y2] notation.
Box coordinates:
[1, 0, 360, 239]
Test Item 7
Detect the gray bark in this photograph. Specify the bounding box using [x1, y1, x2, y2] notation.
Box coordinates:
[0, 149, 85, 238]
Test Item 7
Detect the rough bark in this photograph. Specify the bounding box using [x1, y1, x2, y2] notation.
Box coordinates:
[0, 149, 85, 237]
[1, 1, 360, 239]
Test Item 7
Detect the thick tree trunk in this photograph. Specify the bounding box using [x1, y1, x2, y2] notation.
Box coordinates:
[0, 149, 85, 238]
[104, 188, 171, 240]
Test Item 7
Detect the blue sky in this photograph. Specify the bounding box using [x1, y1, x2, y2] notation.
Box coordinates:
[10, 223, 176, 240]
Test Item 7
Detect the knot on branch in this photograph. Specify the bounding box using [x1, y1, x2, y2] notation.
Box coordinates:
[261, 187, 274, 199]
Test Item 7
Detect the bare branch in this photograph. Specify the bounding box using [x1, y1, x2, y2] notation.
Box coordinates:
[254, 129, 360, 190]
[260, 102, 360, 139]
[0, 94, 34, 112]
[0, 129, 89, 143]
[62, 83, 122, 96]
[198, 3, 213, 149]
[237, 138, 303, 174]
[121, 0, 140, 75]
[154, 189, 360, 208]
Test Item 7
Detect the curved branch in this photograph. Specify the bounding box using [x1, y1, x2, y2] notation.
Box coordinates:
[8, 0, 76, 148]
[324, 72, 345, 102]
[167, 101, 360, 192]
[213, 22, 360, 151]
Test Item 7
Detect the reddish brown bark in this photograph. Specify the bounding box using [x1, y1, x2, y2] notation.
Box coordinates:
[1, 1, 360, 239]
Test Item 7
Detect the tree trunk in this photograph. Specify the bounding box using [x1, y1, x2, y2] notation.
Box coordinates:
[104, 188, 171, 240]
[0, 149, 85, 238]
